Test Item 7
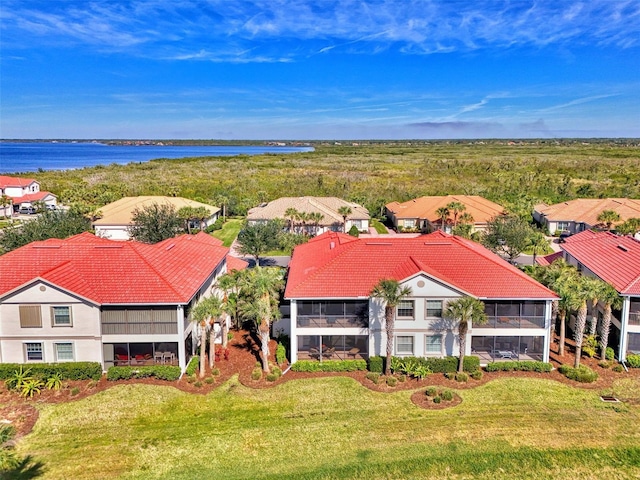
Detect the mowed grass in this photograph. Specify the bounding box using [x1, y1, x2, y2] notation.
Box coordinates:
[211, 218, 243, 247]
[18, 377, 640, 479]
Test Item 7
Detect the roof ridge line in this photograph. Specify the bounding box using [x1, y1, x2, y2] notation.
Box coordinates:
[129, 242, 185, 300]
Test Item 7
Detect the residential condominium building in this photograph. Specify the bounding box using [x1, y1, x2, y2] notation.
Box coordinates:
[247, 196, 370, 234]
[385, 195, 505, 233]
[92, 196, 221, 240]
[559, 230, 640, 360]
[0, 175, 57, 214]
[284, 231, 557, 365]
[533, 198, 640, 235]
[0, 232, 247, 370]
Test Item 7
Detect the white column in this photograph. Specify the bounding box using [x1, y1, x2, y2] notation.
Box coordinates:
[543, 300, 552, 363]
[177, 305, 186, 370]
[290, 300, 298, 363]
[619, 297, 630, 362]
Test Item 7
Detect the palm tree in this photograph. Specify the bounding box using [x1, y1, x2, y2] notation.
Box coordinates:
[284, 207, 299, 233]
[0, 194, 11, 219]
[458, 212, 474, 225]
[296, 211, 310, 235]
[446, 201, 466, 227]
[599, 283, 622, 360]
[572, 276, 594, 368]
[597, 210, 621, 230]
[527, 231, 549, 264]
[215, 270, 245, 343]
[435, 206, 450, 231]
[584, 277, 605, 337]
[240, 267, 284, 373]
[191, 295, 223, 377]
[337, 206, 352, 233]
[308, 212, 324, 236]
[444, 297, 487, 372]
[616, 217, 640, 236]
[215, 195, 229, 222]
[370, 279, 412, 376]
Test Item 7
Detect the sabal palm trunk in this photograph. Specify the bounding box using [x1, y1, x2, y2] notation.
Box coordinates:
[222, 316, 229, 348]
[199, 321, 207, 378]
[209, 321, 216, 368]
[385, 307, 394, 376]
[259, 320, 271, 373]
[599, 305, 612, 360]
[458, 321, 468, 373]
[574, 304, 587, 368]
[588, 301, 598, 336]
[559, 312, 566, 356]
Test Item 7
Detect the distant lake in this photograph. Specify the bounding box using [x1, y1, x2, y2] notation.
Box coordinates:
[0, 142, 313, 173]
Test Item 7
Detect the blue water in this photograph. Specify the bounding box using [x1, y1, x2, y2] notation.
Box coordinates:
[0, 142, 313, 173]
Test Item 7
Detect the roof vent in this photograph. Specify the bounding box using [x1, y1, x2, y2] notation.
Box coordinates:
[617, 244, 628, 252]
[95, 245, 124, 249]
[32, 245, 61, 249]
[165, 243, 176, 251]
[329, 241, 335, 249]
[364, 242, 392, 246]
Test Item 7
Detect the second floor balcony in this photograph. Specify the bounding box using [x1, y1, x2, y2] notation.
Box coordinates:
[473, 316, 546, 329]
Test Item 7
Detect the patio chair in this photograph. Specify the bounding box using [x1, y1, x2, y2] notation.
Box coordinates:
[309, 347, 320, 359]
[322, 347, 335, 359]
[163, 352, 175, 364]
[347, 347, 360, 358]
[154, 351, 164, 364]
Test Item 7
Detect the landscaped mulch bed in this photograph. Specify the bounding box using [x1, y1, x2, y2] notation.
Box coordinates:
[2, 330, 639, 436]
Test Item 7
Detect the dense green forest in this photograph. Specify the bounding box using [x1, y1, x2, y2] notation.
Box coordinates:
[30, 140, 640, 219]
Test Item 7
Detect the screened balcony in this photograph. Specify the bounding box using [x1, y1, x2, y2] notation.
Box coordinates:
[296, 300, 369, 328]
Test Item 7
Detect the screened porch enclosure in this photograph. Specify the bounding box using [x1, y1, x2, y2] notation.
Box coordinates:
[297, 335, 368, 361]
[471, 335, 545, 362]
[103, 342, 179, 368]
[296, 300, 369, 328]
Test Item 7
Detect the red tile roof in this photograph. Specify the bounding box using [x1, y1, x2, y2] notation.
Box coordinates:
[11, 191, 57, 203]
[0, 232, 236, 304]
[0, 175, 37, 189]
[560, 230, 640, 295]
[535, 251, 564, 266]
[285, 231, 557, 300]
[226, 255, 249, 272]
[385, 195, 504, 224]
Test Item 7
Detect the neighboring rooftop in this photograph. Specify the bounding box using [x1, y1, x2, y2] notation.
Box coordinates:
[385, 195, 504, 224]
[534, 198, 640, 227]
[560, 230, 640, 295]
[0, 175, 37, 189]
[93, 196, 220, 226]
[247, 196, 369, 222]
[0, 232, 246, 304]
[285, 230, 557, 300]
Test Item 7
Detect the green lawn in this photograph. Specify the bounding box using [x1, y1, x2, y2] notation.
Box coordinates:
[16, 376, 640, 479]
[211, 218, 243, 247]
[370, 218, 388, 234]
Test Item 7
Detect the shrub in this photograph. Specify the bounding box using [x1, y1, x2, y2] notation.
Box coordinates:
[365, 372, 380, 384]
[276, 342, 287, 365]
[70, 387, 80, 396]
[626, 354, 640, 368]
[425, 386, 438, 397]
[398, 374, 406, 383]
[441, 389, 454, 401]
[45, 373, 63, 390]
[583, 335, 598, 358]
[6, 366, 32, 391]
[386, 376, 398, 387]
[469, 369, 483, 380]
[205, 377, 215, 384]
[612, 364, 625, 373]
[185, 356, 199, 376]
[291, 359, 367, 372]
[445, 372, 468, 383]
[194, 381, 202, 388]
[211, 368, 220, 376]
[368, 356, 384, 373]
[605, 347, 615, 361]
[433, 396, 441, 404]
[271, 366, 282, 378]
[266, 373, 278, 382]
[598, 360, 611, 369]
[251, 368, 262, 381]
[20, 378, 44, 398]
[558, 364, 598, 383]
[186, 375, 196, 384]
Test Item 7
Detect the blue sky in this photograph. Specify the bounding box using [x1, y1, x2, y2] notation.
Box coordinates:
[1, 0, 639, 139]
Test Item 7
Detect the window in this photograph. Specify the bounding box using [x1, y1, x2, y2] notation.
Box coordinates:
[19, 305, 42, 328]
[25, 343, 43, 361]
[426, 300, 443, 318]
[396, 336, 414, 355]
[51, 306, 72, 326]
[55, 342, 74, 361]
[397, 300, 414, 319]
[425, 335, 443, 354]
[403, 219, 415, 228]
[556, 221, 571, 232]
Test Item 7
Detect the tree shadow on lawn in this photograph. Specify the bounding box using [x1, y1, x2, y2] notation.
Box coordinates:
[2, 455, 46, 480]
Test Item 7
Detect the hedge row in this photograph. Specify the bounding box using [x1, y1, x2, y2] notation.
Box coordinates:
[0, 362, 102, 381]
[368, 356, 480, 374]
[291, 359, 367, 372]
[485, 361, 552, 373]
[626, 354, 640, 368]
[106, 365, 181, 381]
